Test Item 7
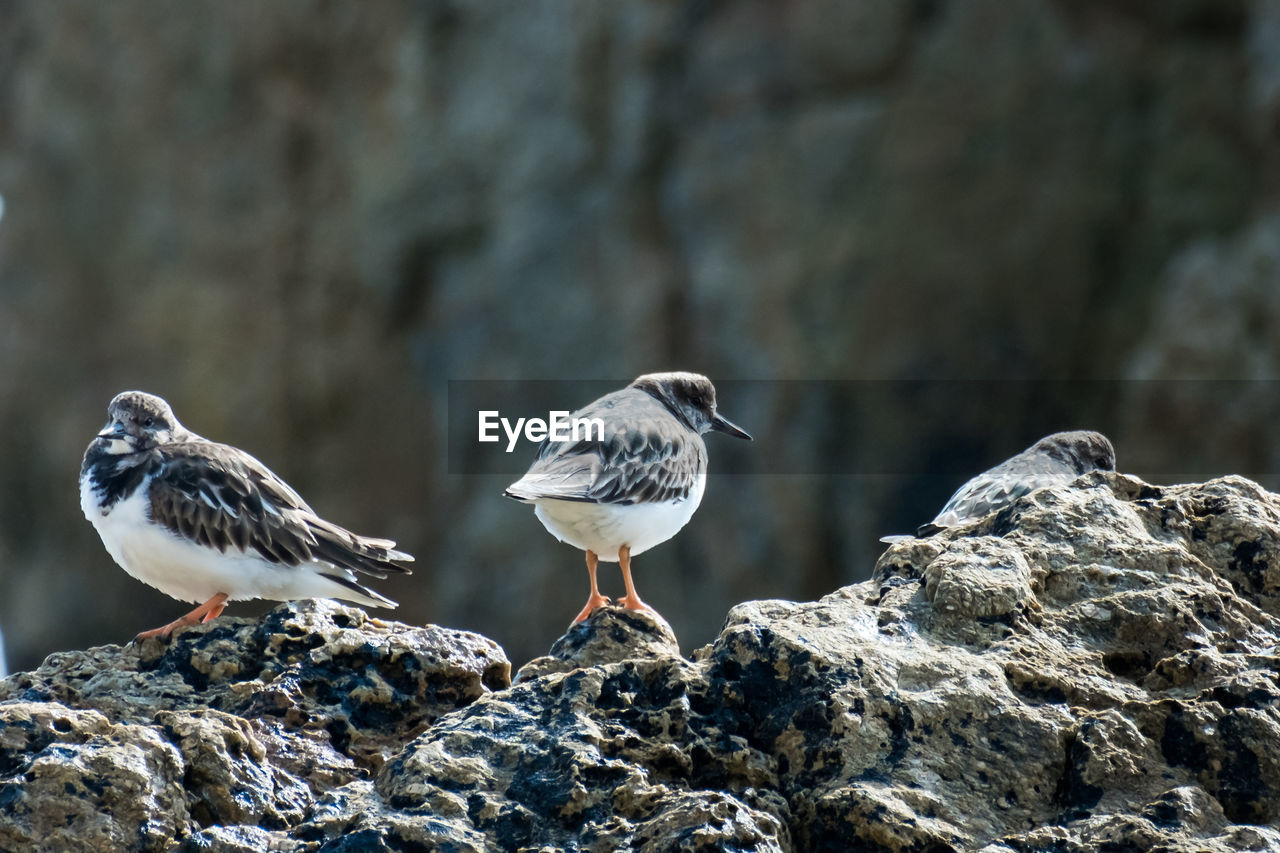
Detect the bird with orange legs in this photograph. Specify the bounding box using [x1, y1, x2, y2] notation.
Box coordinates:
[505, 372, 751, 625]
[80, 391, 412, 641]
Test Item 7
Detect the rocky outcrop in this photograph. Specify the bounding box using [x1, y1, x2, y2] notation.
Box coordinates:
[4, 473, 1280, 851]
[0, 604, 509, 852]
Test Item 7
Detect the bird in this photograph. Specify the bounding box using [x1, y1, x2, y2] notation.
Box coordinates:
[881, 430, 1116, 543]
[79, 391, 413, 641]
[504, 372, 752, 624]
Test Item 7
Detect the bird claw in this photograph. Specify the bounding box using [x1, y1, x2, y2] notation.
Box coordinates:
[572, 593, 613, 624]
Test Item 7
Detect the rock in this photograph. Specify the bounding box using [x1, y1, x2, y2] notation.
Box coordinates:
[369, 474, 1280, 851]
[0, 703, 188, 853]
[920, 538, 1036, 619]
[176, 825, 301, 853]
[2, 600, 510, 771]
[514, 606, 681, 682]
[4, 474, 1280, 850]
[0, 600, 509, 852]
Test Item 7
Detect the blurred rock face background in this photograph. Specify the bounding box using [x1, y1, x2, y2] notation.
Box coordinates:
[1, 0, 1278, 672]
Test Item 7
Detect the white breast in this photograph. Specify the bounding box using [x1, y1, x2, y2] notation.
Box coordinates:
[79, 473, 376, 605]
[531, 471, 707, 560]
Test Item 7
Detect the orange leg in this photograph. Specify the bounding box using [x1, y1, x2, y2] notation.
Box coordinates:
[134, 592, 230, 642]
[617, 545, 659, 616]
[572, 551, 612, 623]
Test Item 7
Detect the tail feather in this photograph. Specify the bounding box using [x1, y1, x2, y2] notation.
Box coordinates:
[382, 546, 414, 563]
[318, 571, 399, 609]
[306, 517, 414, 578]
[880, 521, 950, 545]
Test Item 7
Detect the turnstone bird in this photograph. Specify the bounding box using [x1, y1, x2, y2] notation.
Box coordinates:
[504, 372, 751, 624]
[79, 391, 413, 640]
[881, 430, 1116, 543]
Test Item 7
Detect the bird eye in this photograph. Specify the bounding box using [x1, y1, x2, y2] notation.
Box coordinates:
[690, 396, 704, 408]
[143, 417, 155, 428]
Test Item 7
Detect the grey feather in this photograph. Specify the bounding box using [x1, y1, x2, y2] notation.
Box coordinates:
[504, 376, 730, 506]
[881, 430, 1115, 543]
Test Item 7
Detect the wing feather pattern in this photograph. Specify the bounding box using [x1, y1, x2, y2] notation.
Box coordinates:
[149, 441, 413, 578]
[505, 392, 705, 506]
[920, 451, 1073, 535]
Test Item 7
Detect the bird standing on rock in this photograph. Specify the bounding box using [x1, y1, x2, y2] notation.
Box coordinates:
[505, 372, 752, 625]
[80, 391, 413, 641]
[881, 430, 1116, 543]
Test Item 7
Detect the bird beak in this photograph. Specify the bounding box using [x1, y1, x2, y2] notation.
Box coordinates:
[97, 421, 125, 439]
[710, 413, 752, 440]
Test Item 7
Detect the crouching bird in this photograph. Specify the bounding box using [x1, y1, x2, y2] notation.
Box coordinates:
[80, 391, 412, 641]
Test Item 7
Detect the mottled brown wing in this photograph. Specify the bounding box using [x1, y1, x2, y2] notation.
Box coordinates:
[149, 441, 411, 577]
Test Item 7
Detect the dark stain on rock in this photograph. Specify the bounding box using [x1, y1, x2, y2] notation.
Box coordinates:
[1215, 712, 1271, 824]
[1142, 791, 1186, 828]
[1054, 727, 1103, 813]
[1228, 539, 1268, 595]
[1160, 707, 1208, 774]
[885, 703, 915, 766]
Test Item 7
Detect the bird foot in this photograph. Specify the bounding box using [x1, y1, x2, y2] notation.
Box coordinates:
[132, 615, 198, 644]
[572, 593, 613, 624]
[131, 593, 229, 644]
[617, 592, 660, 618]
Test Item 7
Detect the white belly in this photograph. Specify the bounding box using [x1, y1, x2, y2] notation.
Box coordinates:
[79, 474, 368, 604]
[531, 472, 706, 560]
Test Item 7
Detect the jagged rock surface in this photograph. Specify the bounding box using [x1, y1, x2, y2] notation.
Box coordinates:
[0, 601, 510, 852]
[3, 474, 1280, 851]
[514, 607, 681, 683]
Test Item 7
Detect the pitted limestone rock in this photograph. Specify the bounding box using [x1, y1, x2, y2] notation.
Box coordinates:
[920, 538, 1035, 618]
[0, 600, 509, 851]
[514, 606, 681, 683]
[0, 702, 189, 853]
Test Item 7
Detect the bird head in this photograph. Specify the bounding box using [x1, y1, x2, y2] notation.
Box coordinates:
[631, 372, 752, 440]
[1043, 430, 1116, 475]
[95, 391, 183, 454]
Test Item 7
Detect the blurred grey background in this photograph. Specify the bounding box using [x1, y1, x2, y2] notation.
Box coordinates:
[2, 0, 1279, 673]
